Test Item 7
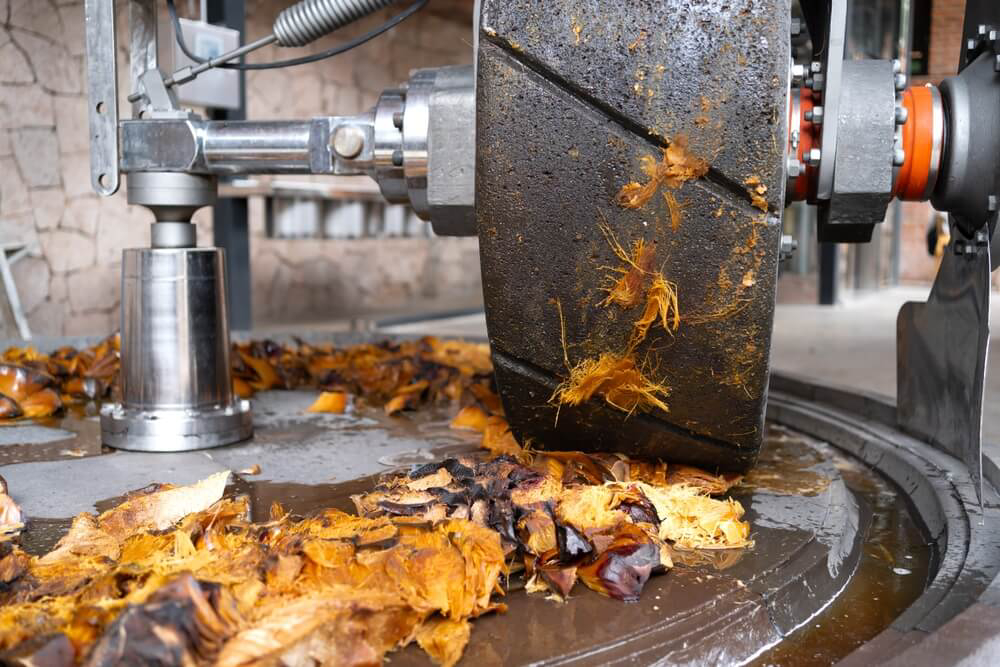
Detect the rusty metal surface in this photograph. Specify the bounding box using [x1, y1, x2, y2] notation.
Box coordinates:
[476, 0, 790, 470]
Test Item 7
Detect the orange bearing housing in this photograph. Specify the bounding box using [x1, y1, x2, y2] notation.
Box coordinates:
[894, 86, 942, 201]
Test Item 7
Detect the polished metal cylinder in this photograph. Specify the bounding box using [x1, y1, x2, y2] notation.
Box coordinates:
[101, 247, 252, 451]
[203, 121, 314, 173]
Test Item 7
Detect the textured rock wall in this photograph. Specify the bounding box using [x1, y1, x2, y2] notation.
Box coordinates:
[0, 0, 477, 338]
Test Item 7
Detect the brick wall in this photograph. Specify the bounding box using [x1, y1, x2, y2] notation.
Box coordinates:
[928, 0, 966, 81]
[0, 0, 477, 338]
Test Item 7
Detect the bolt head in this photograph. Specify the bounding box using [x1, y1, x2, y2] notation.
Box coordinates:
[995, 54, 1000, 72]
[811, 73, 825, 90]
[786, 157, 802, 177]
[791, 64, 806, 82]
[979, 24, 989, 37]
[811, 106, 824, 124]
[892, 59, 902, 74]
[895, 105, 909, 124]
[810, 61, 822, 73]
[894, 73, 907, 91]
[893, 148, 906, 166]
[332, 125, 365, 159]
[807, 148, 821, 166]
[989, 195, 998, 212]
[791, 17, 802, 36]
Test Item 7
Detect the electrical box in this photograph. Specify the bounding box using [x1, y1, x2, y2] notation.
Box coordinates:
[160, 18, 241, 110]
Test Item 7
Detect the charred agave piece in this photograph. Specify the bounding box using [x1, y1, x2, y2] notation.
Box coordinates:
[0, 633, 73, 667]
[555, 521, 594, 562]
[577, 524, 662, 602]
[409, 458, 476, 481]
[85, 574, 240, 667]
[536, 551, 578, 599]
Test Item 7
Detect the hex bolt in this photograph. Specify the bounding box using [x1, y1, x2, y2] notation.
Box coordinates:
[892, 59, 902, 74]
[786, 157, 802, 178]
[809, 106, 824, 124]
[391, 149, 404, 167]
[791, 64, 806, 83]
[894, 73, 907, 91]
[392, 111, 404, 129]
[332, 125, 365, 159]
[790, 17, 802, 37]
[810, 61, 822, 73]
[978, 24, 989, 37]
[989, 195, 997, 212]
[893, 147, 906, 166]
[895, 105, 909, 124]
[811, 73, 825, 90]
[780, 234, 798, 259]
[806, 148, 821, 167]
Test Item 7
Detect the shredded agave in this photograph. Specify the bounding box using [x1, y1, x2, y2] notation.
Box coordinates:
[635, 481, 752, 549]
[598, 220, 656, 309]
[628, 273, 680, 350]
[663, 190, 687, 231]
[616, 136, 709, 209]
[551, 353, 669, 415]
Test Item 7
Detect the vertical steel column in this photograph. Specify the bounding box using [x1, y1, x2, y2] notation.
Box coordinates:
[818, 243, 837, 305]
[207, 0, 252, 330]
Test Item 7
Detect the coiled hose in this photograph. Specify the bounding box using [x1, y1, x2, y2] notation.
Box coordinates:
[274, 0, 401, 47]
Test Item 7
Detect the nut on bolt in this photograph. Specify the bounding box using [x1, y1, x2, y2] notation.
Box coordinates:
[806, 148, 821, 167]
[779, 234, 798, 260]
[786, 156, 802, 178]
[805, 106, 824, 124]
[332, 125, 365, 159]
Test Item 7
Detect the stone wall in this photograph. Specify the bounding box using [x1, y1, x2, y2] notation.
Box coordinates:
[0, 0, 477, 338]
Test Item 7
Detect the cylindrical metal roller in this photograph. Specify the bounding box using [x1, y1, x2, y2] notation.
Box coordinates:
[101, 248, 252, 451]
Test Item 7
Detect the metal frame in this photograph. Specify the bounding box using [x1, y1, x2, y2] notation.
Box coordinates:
[208, 0, 252, 331]
[84, 0, 120, 196]
[0, 243, 33, 340]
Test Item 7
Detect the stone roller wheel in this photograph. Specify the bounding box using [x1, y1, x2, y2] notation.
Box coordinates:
[475, 0, 791, 471]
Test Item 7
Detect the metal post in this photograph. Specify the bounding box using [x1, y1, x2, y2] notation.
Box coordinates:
[207, 0, 251, 331]
[890, 0, 913, 287]
[819, 242, 837, 305]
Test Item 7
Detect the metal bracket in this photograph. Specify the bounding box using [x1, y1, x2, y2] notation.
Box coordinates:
[815, 0, 847, 200]
[84, 0, 120, 196]
[898, 226, 990, 503]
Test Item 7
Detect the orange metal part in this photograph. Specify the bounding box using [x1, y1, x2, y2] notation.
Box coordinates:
[787, 88, 818, 202]
[894, 86, 939, 201]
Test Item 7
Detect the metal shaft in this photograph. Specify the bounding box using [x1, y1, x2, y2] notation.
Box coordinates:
[203, 121, 315, 173]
